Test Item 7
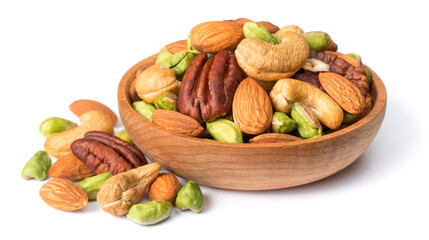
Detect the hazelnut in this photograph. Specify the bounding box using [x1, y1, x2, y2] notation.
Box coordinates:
[149, 173, 181, 203]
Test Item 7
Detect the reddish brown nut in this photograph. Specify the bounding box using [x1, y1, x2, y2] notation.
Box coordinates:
[177, 50, 245, 123]
[165, 39, 188, 53]
[129, 79, 142, 102]
[256, 21, 280, 33]
[149, 173, 181, 203]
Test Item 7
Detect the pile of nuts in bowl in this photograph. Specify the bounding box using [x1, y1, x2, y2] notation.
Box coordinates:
[22, 99, 204, 226]
[130, 18, 374, 143]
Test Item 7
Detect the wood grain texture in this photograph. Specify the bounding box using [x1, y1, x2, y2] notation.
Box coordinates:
[118, 56, 387, 190]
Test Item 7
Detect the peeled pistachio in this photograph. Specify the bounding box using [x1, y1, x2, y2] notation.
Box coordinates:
[206, 118, 243, 143]
[21, 150, 51, 180]
[127, 200, 173, 225]
[291, 102, 323, 139]
[271, 112, 296, 134]
[155, 47, 173, 64]
[243, 22, 279, 44]
[162, 50, 196, 79]
[39, 117, 77, 137]
[272, 33, 281, 43]
[175, 180, 203, 213]
[363, 66, 373, 85]
[116, 129, 133, 145]
[154, 92, 178, 111]
[78, 172, 113, 201]
[132, 101, 156, 122]
[302, 31, 332, 52]
[347, 53, 362, 65]
[343, 111, 359, 124]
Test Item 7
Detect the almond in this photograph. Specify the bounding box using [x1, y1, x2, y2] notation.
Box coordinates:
[69, 99, 117, 124]
[48, 153, 95, 181]
[249, 133, 302, 143]
[152, 110, 205, 137]
[149, 173, 181, 203]
[319, 72, 366, 114]
[232, 77, 273, 135]
[165, 39, 188, 53]
[190, 21, 244, 53]
[40, 178, 88, 211]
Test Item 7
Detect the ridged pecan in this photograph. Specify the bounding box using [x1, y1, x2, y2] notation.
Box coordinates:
[177, 50, 245, 123]
[292, 50, 370, 96]
[71, 131, 147, 175]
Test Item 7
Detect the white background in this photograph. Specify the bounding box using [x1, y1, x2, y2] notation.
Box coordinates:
[1, 0, 428, 239]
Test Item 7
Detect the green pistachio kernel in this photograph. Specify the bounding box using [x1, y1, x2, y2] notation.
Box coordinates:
[116, 129, 133, 145]
[343, 111, 359, 124]
[154, 92, 178, 111]
[155, 47, 173, 64]
[78, 172, 113, 201]
[363, 66, 373, 85]
[132, 101, 156, 122]
[271, 112, 296, 134]
[162, 50, 196, 79]
[39, 117, 77, 137]
[347, 53, 362, 65]
[175, 180, 203, 213]
[187, 35, 201, 54]
[301, 31, 332, 52]
[272, 33, 281, 43]
[291, 102, 323, 139]
[206, 118, 243, 143]
[21, 150, 51, 180]
[243, 22, 279, 44]
[127, 200, 173, 225]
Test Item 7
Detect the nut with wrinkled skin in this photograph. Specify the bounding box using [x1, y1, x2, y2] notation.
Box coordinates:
[48, 153, 95, 180]
[40, 178, 88, 211]
[235, 31, 309, 81]
[149, 173, 181, 203]
[127, 200, 173, 226]
[135, 63, 181, 104]
[133, 101, 156, 122]
[44, 111, 114, 158]
[291, 102, 323, 139]
[177, 51, 244, 123]
[269, 78, 343, 129]
[206, 118, 243, 143]
[233, 77, 273, 135]
[249, 133, 301, 143]
[78, 172, 113, 201]
[97, 163, 161, 216]
[21, 150, 51, 181]
[69, 99, 117, 124]
[165, 39, 188, 54]
[152, 110, 205, 137]
[39, 117, 77, 137]
[175, 180, 204, 213]
[189, 21, 244, 53]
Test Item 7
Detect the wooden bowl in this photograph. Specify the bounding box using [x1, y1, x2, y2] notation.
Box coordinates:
[118, 55, 387, 190]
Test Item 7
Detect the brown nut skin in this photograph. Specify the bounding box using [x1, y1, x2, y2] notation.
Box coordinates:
[190, 21, 244, 53]
[177, 51, 245, 123]
[71, 138, 132, 175]
[256, 21, 280, 33]
[149, 173, 181, 203]
[40, 178, 88, 211]
[235, 31, 309, 81]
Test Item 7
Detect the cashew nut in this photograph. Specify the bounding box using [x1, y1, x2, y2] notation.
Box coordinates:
[269, 78, 343, 129]
[235, 31, 309, 81]
[44, 111, 114, 158]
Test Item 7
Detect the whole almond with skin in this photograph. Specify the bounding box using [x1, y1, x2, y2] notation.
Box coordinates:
[165, 39, 188, 54]
[48, 153, 95, 180]
[249, 133, 302, 143]
[233, 77, 273, 135]
[69, 99, 117, 124]
[319, 72, 367, 114]
[152, 110, 205, 137]
[190, 21, 244, 53]
[40, 178, 88, 211]
[149, 173, 181, 203]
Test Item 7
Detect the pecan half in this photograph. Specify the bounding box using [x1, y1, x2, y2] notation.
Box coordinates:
[178, 50, 245, 122]
[293, 50, 370, 96]
[71, 131, 147, 175]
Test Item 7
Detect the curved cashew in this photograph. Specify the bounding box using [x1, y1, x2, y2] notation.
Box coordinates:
[269, 78, 343, 129]
[44, 111, 114, 158]
[235, 31, 309, 81]
[135, 63, 180, 104]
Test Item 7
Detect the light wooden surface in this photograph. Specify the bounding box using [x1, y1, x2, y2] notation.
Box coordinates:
[118, 55, 387, 190]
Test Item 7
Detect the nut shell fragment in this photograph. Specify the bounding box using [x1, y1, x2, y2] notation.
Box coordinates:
[97, 163, 161, 216]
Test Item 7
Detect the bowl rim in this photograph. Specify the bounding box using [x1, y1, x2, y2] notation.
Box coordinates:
[118, 55, 387, 148]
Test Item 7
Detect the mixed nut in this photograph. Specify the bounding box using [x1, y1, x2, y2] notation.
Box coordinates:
[130, 18, 373, 142]
[22, 99, 204, 226]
